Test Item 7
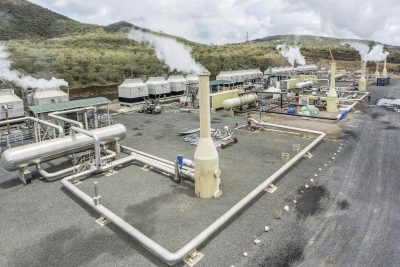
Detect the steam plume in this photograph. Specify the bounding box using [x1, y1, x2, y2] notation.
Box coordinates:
[0, 43, 68, 89]
[364, 44, 389, 62]
[276, 44, 306, 66]
[128, 29, 206, 73]
[347, 43, 389, 62]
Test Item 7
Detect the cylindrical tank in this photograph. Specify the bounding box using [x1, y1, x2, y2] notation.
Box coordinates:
[118, 78, 149, 103]
[2, 124, 126, 171]
[296, 80, 313, 89]
[146, 77, 171, 98]
[222, 93, 258, 110]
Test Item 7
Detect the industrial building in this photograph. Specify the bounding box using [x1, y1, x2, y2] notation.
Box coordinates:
[118, 78, 149, 104]
[27, 87, 69, 106]
[216, 69, 263, 85]
[146, 76, 171, 98]
[167, 75, 187, 95]
[0, 89, 24, 120]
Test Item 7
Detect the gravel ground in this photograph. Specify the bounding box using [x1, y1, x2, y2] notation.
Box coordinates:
[0, 81, 398, 267]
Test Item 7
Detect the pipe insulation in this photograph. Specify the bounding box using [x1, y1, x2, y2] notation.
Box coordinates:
[36, 149, 116, 180]
[0, 116, 65, 137]
[1, 124, 126, 171]
[62, 119, 326, 265]
[336, 92, 369, 120]
[49, 107, 98, 129]
[222, 93, 258, 110]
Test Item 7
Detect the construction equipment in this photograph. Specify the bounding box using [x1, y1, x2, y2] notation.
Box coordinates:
[138, 98, 162, 114]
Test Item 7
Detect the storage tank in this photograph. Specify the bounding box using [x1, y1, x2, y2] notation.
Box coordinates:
[222, 93, 258, 111]
[29, 88, 69, 106]
[0, 89, 24, 120]
[167, 75, 187, 95]
[118, 78, 149, 103]
[2, 124, 126, 171]
[295, 65, 318, 73]
[146, 77, 171, 98]
[264, 66, 294, 76]
[296, 80, 313, 89]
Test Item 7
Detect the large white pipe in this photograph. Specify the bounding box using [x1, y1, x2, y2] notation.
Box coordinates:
[36, 149, 117, 180]
[336, 92, 369, 120]
[0, 116, 65, 137]
[49, 112, 84, 129]
[120, 145, 194, 173]
[62, 120, 326, 265]
[296, 80, 313, 89]
[49, 107, 98, 129]
[1, 124, 126, 171]
[70, 126, 101, 171]
[222, 93, 258, 110]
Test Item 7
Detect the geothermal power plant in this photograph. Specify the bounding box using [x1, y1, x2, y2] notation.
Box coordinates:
[0, 11, 398, 266]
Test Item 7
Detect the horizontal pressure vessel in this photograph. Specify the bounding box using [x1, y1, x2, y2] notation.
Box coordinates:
[2, 124, 126, 171]
[222, 93, 258, 110]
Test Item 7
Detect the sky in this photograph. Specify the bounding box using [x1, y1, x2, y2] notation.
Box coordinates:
[28, 0, 400, 45]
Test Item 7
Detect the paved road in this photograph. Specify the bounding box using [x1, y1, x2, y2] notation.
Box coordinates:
[297, 83, 400, 266]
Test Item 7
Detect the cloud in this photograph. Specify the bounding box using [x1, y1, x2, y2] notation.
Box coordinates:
[28, 0, 400, 45]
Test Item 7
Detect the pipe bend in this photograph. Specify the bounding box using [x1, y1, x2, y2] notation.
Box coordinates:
[36, 163, 74, 179]
[29, 117, 65, 137]
[248, 118, 326, 136]
[49, 107, 99, 129]
[70, 126, 101, 171]
[49, 113, 84, 129]
[0, 116, 66, 137]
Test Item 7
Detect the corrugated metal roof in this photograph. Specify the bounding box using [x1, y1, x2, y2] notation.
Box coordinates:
[28, 97, 110, 115]
[209, 80, 232, 86]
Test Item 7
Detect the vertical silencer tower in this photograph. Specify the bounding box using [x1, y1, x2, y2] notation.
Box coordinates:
[358, 61, 367, 92]
[382, 59, 388, 77]
[374, 62, 380, 78]
[326, 62, 338, 113]
[194, 73, 222, 198]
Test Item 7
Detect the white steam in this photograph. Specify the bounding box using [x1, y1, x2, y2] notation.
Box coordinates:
[364, 44, 389, 61]
[0, 43, 68, 89]
[347, 42, 389, 62]
[128, 29, 206, 73]
[276, 44, 306, 66]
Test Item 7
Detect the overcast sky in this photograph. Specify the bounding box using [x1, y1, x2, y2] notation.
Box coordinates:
[29, 0, 400, 45]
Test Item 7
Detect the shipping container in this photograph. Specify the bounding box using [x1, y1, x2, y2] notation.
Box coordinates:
[377, 77, 390, 86]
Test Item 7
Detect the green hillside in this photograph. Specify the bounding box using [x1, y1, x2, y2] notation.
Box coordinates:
[1, 0, 400, 90]
[0, 0, 97, 40]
